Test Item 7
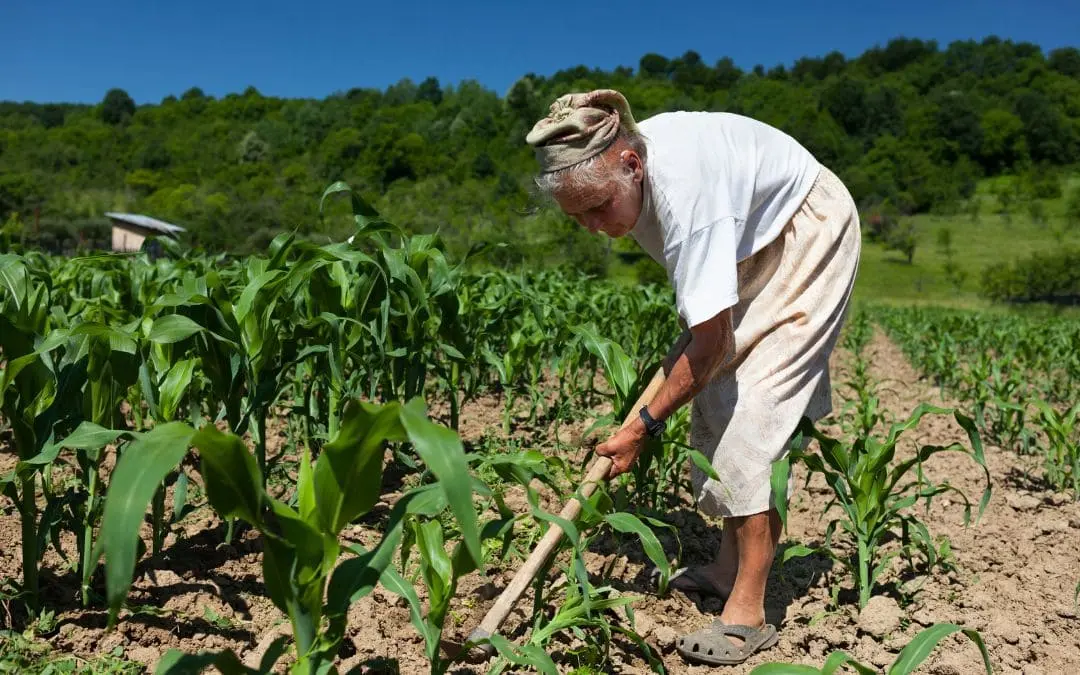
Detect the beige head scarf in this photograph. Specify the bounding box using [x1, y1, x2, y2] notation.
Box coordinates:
[525, 89, 640, 173]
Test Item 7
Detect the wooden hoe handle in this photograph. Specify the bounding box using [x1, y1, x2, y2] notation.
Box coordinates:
[464, 330, 691, 658]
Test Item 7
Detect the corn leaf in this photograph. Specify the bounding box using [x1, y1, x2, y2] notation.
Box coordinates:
[315, 400, 404, 535]
[148, 315, 205, 344]
[603, 513, 670, 591]
[192, 426, 266, 527]
[486, 633, 559, 675]
[771, 454, 793, 529]
[398, 397, 481, 565]
[158, 357, 198, 422]
[570, 324, 635, 410]
[887, 623, 991, 675]
[99, 422, 195, 625]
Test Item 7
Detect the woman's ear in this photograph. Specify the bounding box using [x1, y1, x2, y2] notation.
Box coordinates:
[620, 150, 643, 181]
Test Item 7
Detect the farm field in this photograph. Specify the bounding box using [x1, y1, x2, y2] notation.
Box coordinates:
[2, 193, 1080, 675]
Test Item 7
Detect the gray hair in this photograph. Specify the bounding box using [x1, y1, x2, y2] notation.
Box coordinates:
[533, 128, 648, 198]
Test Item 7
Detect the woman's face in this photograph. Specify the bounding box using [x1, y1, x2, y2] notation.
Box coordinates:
[554, 149, 644, 238]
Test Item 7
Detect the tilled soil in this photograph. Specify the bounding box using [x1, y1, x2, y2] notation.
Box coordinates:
[1, 330, 1079, 674]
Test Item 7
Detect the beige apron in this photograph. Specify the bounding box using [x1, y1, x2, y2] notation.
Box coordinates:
[689, 165, 861, 517]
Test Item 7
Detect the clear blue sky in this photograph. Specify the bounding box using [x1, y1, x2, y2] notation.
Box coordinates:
[3, 0, 1077, 105]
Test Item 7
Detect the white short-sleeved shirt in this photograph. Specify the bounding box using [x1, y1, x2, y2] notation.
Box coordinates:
[629, 111, 821, 327]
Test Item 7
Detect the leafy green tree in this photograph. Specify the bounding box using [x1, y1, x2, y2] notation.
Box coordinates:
[639, 53, 670, 78]
[101, 88, 135, 125]
[417, 76, 444, 105]
[887, 219, 918, 264]
[712, 57, 742, 89]
[1014, 89, 1074, 163]
[979, 108, 1027, 171]
[1048, 47, 1080, 77]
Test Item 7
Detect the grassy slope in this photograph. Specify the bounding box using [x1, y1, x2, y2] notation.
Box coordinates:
[852, 174, 1080, 310]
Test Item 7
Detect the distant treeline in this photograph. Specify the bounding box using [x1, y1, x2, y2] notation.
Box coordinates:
[1, 36, 1079, 274]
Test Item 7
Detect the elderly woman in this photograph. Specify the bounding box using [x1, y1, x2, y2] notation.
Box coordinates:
[525, 90, 860, 666]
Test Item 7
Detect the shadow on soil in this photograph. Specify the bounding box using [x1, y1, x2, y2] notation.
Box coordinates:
[21, 519, 265, 630]
[584, 505, 834, 627]
[1002, 466, 1056, 493]
[59, 606, 256, 644]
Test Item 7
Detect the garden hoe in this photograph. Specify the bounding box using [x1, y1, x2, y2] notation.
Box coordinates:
[446, 331, 692, 663]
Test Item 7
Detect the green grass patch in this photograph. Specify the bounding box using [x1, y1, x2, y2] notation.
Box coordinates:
[854, 173, 1080, 308]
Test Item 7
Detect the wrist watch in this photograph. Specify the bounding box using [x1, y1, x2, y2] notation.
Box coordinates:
[639, 405, 666, 438]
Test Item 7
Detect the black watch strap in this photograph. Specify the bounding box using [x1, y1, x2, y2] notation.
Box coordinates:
[639, 405, 666, 437]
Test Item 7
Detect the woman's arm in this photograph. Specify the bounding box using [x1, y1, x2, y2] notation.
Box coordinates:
[647, 308, 734, 425]
[598, 309, 734, 478]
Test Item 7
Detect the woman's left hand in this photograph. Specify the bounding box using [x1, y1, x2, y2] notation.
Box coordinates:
[596, 423, 647, 479]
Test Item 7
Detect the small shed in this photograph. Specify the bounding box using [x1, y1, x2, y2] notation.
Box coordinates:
[105, 212, 185, 252]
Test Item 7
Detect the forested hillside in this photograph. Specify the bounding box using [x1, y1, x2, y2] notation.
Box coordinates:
[2, 37, 1079, 274]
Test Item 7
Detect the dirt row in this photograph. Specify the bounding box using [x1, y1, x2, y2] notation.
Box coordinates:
[1, 329, 1078, 674]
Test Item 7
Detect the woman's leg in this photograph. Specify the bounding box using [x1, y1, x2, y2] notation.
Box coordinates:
[675, 521, 738, 595]
[719, 508, 782, 629]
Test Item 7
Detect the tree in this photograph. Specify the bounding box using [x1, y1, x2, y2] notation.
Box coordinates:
[979, 108, 1026, 171]
[821, 76, 868, 136]
[1048, 47, 1080, 77]
[135, 141, 172, 171]
[934, 90, 983, 160]
[937, 225, 967, 288]
[101, 88, 135, 125]
[669, 50, 712, 89]
[1013, 89, 1074, 164]
[639, 53, 670, 78]
[418, 77, 443, 105]
[887, 219, 917, 264]
[712, 57, 742, 89]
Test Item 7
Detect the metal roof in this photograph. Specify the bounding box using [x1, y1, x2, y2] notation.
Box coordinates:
[104, 212, 186, 235]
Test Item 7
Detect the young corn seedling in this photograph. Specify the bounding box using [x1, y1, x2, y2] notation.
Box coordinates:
[771, 405, 991, 610]
[983, 359, 1033, 453]
[1033, 399, 1080, 499]
[481, 488, 668, 675]
[99, 397, 481, 675]
[748, 622, 991, 675]
[838, 350, 891, 440]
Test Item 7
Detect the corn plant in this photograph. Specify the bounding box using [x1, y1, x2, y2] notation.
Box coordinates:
[841, 308, 873, 356]
[982, 359, 1032, 452]
[0, 254, 72, 617]
[771, 405, 991, 610]
[134, 314, 205, 553]
[479, 488, 668, 675]
[1033, 399, 1080, 499]
[99, 397, 481, 674]
[748, 622, 991, 675]
[838, 349, 890, 440]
